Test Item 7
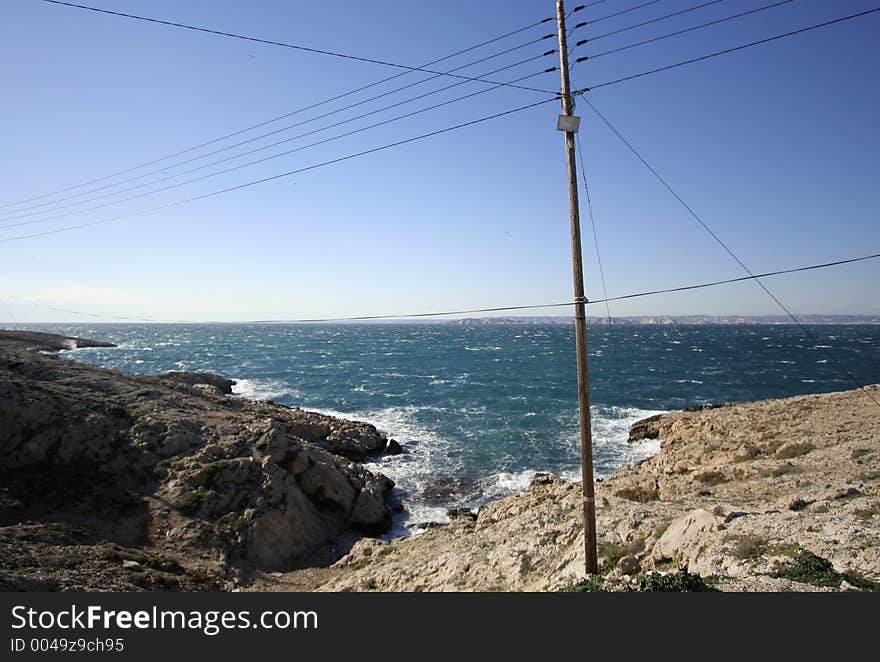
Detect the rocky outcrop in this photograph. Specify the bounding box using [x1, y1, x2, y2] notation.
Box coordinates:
[627, 413, 662, 442]
[0, 329, 116, 352]
[252, 384, 880, 592]
[159, 371, 236, 394]
[0, 330, 395, 591]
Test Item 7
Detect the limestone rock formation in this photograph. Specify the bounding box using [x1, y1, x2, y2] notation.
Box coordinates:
[0, 330, 395, 590]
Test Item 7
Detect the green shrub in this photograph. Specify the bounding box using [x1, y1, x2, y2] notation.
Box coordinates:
[638, 569, 714, 592]
[771, 550, 879, 591]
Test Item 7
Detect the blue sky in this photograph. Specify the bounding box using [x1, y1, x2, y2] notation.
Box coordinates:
[1, 0, 878, 322]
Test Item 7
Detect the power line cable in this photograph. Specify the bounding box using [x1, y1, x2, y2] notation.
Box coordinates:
[576, 6, 880, 91]
[567, 0, 667, 46]
[1, 35, 559, 218]
[258, 252, 880, 322]
[586, 0, 666, 26]
[582, 97, 880, 408]
[10, 252, 880, 323]
[39, 1, 557, 93]
[0, 97, 559, 242]
[0, 299, 18, 325]
[578, 0, 795, 60]
[2, 12, 555, 211]
[2, 50, 558, 224]
[569, 0, 718, 65]
[575, 135, 613, 326]
[589, 0, 725, 42]
[598, 253, 880, 304]
[0, 67, 557, 230]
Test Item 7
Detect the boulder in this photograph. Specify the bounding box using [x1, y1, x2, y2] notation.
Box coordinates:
[628, 414, 664, 443]
[160, 371, 236, 394]
[652, 509, 720, 564]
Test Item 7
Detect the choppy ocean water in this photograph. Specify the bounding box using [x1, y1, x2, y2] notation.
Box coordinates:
[24, 322, 880, 533]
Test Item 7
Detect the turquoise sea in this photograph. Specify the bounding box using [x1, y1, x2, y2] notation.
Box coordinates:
[27, 322, 880, 532]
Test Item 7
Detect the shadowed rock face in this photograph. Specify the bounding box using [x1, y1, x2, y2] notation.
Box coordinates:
[159, 371, 236, 395]
[0, 330, 394, 591]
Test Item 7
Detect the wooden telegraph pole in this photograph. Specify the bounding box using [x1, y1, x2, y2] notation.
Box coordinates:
[555, 0, 598, 575]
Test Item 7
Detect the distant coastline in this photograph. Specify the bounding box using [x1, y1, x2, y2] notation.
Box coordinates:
[448, 315, 880, 326]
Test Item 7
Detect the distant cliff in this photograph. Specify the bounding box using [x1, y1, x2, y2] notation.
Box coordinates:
[449, 315, 880, 325]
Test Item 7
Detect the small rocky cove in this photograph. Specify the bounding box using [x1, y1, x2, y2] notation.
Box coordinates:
[0, 330, 398, 590]
[1, 330, 877, 592]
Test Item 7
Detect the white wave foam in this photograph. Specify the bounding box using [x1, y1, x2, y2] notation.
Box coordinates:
[231, 377, 294, 401]
[477, 470, 538, 501]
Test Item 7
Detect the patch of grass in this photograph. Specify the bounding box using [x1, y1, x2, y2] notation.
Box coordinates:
[176, 489, 206, 515]
[598, 541, 624, 572]
[851, 448, 872, 460]
[763, 438, 786, 455]
[695, 470, 727, 486]
[859, 470, 880, 482]
[854, 501, 880, 522]
[762, 462, 802, 479]
[563, 575, 607, 592]
[726, 534, 768, 561]
[776, 442, 816, 459]
[734, 445, 762, 463]
[771, 550, 880, 591]
[615, 484, 659, 503]
[638, 569, 715, 592]
[200, 459, 233, 485]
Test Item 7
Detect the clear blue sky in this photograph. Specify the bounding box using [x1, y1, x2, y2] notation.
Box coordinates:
[1, 0, 878, 322]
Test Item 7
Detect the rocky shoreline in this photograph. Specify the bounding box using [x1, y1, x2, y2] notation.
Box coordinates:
[0, 330, 399, 590]
[261, 384, 877, 592]
[2, 329, 877, 592]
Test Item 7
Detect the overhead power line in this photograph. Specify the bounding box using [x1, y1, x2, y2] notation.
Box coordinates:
[575, 135, 612, 326]
[579, 0, 796, 60]
[566, 0, 666, 42]
[588, 0, 724, 42]
[0, 66, 557, 231]
[0, 97, 559, 242]
[39, 1, 557, 93]
[2, 49, 558, 224]
[2, 12, 555, 212]
[577, 6, 880, 91]
[568, 0, 726, 67]
[583, 97, 880, 408]
[10, 252, 880, 323]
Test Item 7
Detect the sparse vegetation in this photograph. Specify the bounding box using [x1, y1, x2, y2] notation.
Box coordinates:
[563, 575, 607, 592]
[771, 550, 880, 591]
[176, 489, 206, 515]
[726, 534, 768, 560]
[561, 569, 716, 592]
[598, 541, 624, 572]
[638, 569, 715, 592]
[695, 470, 727, 486]
[776, 442, 815, 459]
[854, 501, 880, 522]
[762, 462, 802, 478]
[615, 484, 659, 502]
[200, 459, 233, 485]
[734, 445, 762, 462]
